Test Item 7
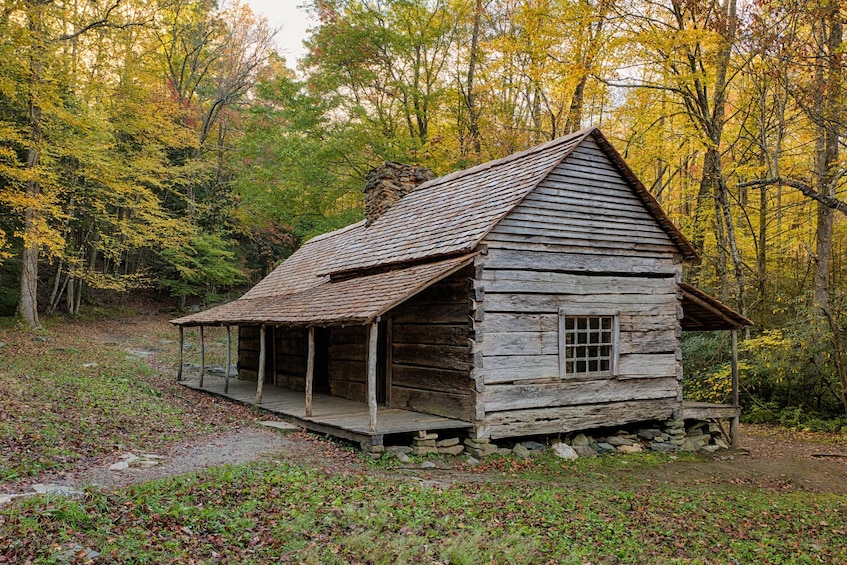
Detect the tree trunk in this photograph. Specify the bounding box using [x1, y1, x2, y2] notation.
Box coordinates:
[17, 3, 45, 330]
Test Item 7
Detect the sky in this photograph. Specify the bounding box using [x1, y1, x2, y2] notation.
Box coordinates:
[244, 1, 316, 68]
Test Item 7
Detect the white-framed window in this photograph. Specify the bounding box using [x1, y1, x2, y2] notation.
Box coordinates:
[558, 309, 619, 378]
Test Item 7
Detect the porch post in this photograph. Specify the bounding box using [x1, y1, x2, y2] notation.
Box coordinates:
[224, 325, 232, 394]
[730, 329, 740, 447]
[305, 326, 315, 417]
[176, 326, 184, 381]
[367, 320, 379, 432]
[199, 325, 206, 388]
[256, 325, 266, 405]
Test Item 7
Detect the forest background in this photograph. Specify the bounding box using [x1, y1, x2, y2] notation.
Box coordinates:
[1, 0, 846, 427]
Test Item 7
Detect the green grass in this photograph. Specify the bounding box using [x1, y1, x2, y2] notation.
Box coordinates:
[0, 318, 230, 481]
[2, 461, 845, 564]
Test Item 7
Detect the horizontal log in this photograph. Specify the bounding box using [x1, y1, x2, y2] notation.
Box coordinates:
[391, 364, 473, 394]
[480, 354, 560, 383]
[329, 343, 367, 362]
[330, 379, 366, 403]
[482, 248, 680, 275]
[484, 330, 559, 356]
[481, 271, 676, 296]
[392, 323, 470, 346]
[391, 303, 469, 325]
[618, 353, 678, 378]
[391, 386, 473, 421]
[493, 218, 674, 247]
[619, 314, 680, 332]
[619, 329, 678, 355]
[328, 360, 366, 383]
[485, 398, 679, 439]
[484, 231, 678, 255]
[482, 312, 558, 333]
[392, 343, 471, 372]
[482, 376, 680, 412]
[483, 292, 678, 315]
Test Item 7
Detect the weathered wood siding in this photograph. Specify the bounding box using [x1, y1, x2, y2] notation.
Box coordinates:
[237, 326, 308, 389]
[274, 327, 308, 390]
[328, 325, 368, 402]
[478, 138, 684, 439]
[389, 267, 475, 421]
[237, 325, 259, 381]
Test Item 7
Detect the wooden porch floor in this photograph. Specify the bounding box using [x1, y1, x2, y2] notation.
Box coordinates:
[681, 401, 741, 420]
[179, 374, 472, 447]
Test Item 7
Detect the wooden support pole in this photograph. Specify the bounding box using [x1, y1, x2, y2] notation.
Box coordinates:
[305, 326, 315, 417]
[225, 325, 232, 394]
[367, 320, 379, 432]
[256, 325, 266, 406]
[730, 329, 740, 447]
[199, 325, 206, 388]
[177, 326, 184, 381]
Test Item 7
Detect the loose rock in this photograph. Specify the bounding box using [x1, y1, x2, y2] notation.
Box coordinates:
[553, 443, 579, 460]
[513, 443, 532, 459]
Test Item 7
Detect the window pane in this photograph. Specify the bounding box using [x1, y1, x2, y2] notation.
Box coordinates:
[562, 315, 614, 377]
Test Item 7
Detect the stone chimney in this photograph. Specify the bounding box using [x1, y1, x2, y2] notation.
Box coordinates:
[364, 161, 434, 226]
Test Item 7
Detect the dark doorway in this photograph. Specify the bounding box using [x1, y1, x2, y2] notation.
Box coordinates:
[314, 327, 331, 393]
[376, 319, 391, 405]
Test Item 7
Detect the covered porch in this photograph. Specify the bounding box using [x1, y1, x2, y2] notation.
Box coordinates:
[680, 283, 753, 445]
[178, 372, 472, 447]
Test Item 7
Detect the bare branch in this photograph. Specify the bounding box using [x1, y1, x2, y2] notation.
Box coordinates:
[738, 177, 847, 215]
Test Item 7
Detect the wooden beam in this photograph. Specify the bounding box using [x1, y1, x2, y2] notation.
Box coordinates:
[306, 326, 315, 417]
[177, 326, 184, 381]
[256, 325, 266, 406]
[199, 326, 205, 388]
[730, 329, 740, 447]
[225, 325, 232, 394]
[367, 320, 379, 432]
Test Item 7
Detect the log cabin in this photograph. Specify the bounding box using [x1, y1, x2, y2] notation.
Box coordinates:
[172, 127, 751, 448]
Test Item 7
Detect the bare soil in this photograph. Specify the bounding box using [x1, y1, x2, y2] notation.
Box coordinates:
[8, 309, 847, 496]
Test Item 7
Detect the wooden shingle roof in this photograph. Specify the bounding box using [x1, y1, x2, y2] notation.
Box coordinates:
[173, 127, 699, 327]
[172, 254, 476, 326]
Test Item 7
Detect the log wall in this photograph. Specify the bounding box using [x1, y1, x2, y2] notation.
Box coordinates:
[478, 137, 684, 439]
[328, 325, 368, 402]
[389, 267, 475, 421]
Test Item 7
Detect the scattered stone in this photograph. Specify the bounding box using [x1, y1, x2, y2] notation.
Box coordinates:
[617, 444, 643, 454]
[0, 341, 6, 348]
[32, 484, 85, 498]
[648, 442, 679, 453]
[420, 461, 437, 469]
[573, 445, 597, 457]
[595, 442, 616, 454]
[682, 434, 711, 452]
[260, 420, 299, 432]
[637, 428, 663, 441]
[34, 336, 50, 343]
[553, 443, 579, 460]
[496, 447, 512, 456]
[571, 433, 591, 446]
[605, 436, 633, 447]
[714, 437, 730, 450]
[109, 461, 129, 471]
[521, 441, 546, 451]
[513, 443, 532, 459]
[394, 452, 411, 464]
[120, 453, 140, 462]
[464, 456, 480, 466]
[158, 339, 175, 345]
[464, 438, 497, 458]
[133, 459, 160, 468]
[439, 444, 465, 456]
[82, 362, 98, 368]
[701, 445, 720, 453]
[54, 544, 100, 563]
[436, 437, 460, 448]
